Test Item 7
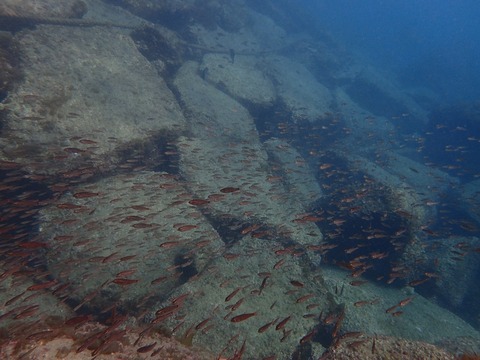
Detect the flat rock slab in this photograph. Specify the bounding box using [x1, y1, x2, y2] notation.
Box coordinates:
[266, 55, 333, 122]
[0, 0, 85, 18]
[174, 61, 324, 248]
[201, 53, 276, 106]
[145, 239, 480, 360]
[1, 25, 185, 175]
[40, 171, 224, 311]
[174, 60, 258, 142]
[322, 266, 480, 345]
[264, 138, 323, 208]
[147, 236, 331, 360]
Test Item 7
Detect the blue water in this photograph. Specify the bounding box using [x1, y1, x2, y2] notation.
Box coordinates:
[305, 0, 480, 103]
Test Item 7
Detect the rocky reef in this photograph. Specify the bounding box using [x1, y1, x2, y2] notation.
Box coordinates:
[1, 0, 479, 359]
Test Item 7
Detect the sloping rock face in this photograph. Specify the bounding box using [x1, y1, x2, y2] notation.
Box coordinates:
[147, 236, 331, 360]
[174, 61, 324, 249]
[145, 245, 479, 359]
[429, 236, 480, 328]
[265, 55, 333, 122]
[201, 53, 276, 106]
[339, 151, 457, 230]
[1, 1, 479, 359]
[264, 138, 323, 209]
[1, 25, 185, 175]
[0, 0, 87, 18]
[40, 171, 225, 311]
[460, 179, 480, 225]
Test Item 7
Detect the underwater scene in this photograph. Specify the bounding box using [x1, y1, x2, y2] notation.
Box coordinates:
[1, 0, 480, 359]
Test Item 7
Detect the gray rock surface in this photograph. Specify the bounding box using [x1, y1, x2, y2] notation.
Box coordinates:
[40, 171, 224, 310]
[201, 53, 276, 106]
[1, 25, 185, 175]
[265, 55, 333, 122]
[264, 138, 323, 208]
[0, 0, 86, 18]
[174, 61, 324, 248]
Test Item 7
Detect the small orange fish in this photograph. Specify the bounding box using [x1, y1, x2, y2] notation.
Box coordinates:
[275, 316, 291, 330]
[258, 319, 276, 333]
[349, 280, 367, 286]
[159, 241, 180, 249]
[131, 205, 150, 211]
[137, 342, 157, 353]
[56, 203, 83, 210]
[65, 315, 91, 326]
[79, 139, 98, 145]
[27, 280, 58, 291]
[296, 293, 315, 303]
[195, 317, 212, 330]
[176, 224, 198, 232]
[19, 241, 48, 249]
[112, 278, 139, 285]
[120, 216, 145, 223]
[398, 296, 414, 307]
[220, 187, 240, 193]
[188, 199, 209, 206]
[299, 328, 316, 344]
[73, 191, 100, 199]
[273, 258, 286, 270]
[225, 287, 243, 302]
[230, 312, 257, 322]
[354, 300, 370, 307]
[290, 280, 304, 288]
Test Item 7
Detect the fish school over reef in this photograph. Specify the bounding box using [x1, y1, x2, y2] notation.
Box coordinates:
[0, 0, 480, 359]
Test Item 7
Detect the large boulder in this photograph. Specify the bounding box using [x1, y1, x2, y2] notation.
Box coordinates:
[0, 0, 87, 18]
[201, 53, 276, 106]
[40, 171, 224, 311]
[1, 25, 185, 175]
[265, 55, 333, 122]
[174, 61, 324, 249]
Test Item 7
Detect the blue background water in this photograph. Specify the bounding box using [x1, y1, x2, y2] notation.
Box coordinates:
[303, 0, 480, 103]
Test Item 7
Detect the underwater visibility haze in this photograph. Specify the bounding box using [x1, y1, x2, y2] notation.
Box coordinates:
[0, 0, 480, 359]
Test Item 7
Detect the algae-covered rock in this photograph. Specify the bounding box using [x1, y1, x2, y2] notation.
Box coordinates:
[40, 171, 224, 311]
[201, 53, 276, 106]
[0, 0, 87, 19]
[265, 55, 333, 122]
[1, 25, 185, 175]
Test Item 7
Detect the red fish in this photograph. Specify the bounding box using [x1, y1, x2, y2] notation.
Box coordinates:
[137, 342, 157, 353]
[79, 139, 98, 145]
[290, 280, 304, 288]
[220, 187, 240, 193]
[230, 312, 257, 322]
[159, 241, 180, 249]
[275, 316, 291, 330]
[273, 258, 286, 270]
[56, 203, 84, 210]
[131, 205, 150, 211]
[296, 294, 315, 303]
[188, 199, 209, 206]
[398, 296, 414, 307]
[112, 278, 139, 285]
[225, 287, 243, 302]
[120, 216, 145, 223]
[27, 280, 58, 291]
[19, 241, 48, 249]
[73, 191, 99, 199]
[176, 224, 198, 232]
[258, 319, 276, 333]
